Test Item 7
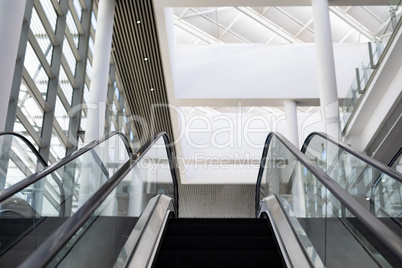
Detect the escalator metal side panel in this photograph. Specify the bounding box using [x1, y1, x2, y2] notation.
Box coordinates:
[258, 195, 315, 268]
[117, 194, 174, 268]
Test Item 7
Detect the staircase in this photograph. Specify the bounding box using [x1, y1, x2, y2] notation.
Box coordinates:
[153, 218, 285, 267]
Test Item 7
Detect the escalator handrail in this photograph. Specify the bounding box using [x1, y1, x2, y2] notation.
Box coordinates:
[0, 132, 67, 215]
[0, 131, 133, 203]
[388, 146, 402, 167]
[301, 132, 402, 183]
[255, 132, 402, 262]
[0, 132, 48, 167]
[19, 132, 179, 268]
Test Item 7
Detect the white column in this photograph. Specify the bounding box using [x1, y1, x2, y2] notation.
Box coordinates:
[312, 0, 341, 140]
[0, 0, 25, 131]
[85, 0, 116, 143]
[79, 0, 116, 210]
[284, 100, 299, 148]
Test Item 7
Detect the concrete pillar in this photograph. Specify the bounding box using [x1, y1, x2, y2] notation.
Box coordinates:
[85, 0, 116, 143]
[284, 100, 299, 148]
[0, 0, 25, 131]
[312, 0, 341, 140]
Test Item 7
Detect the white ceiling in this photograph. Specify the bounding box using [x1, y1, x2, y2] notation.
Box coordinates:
[152, 0, 401, 183]
[172, 5, 395, 45]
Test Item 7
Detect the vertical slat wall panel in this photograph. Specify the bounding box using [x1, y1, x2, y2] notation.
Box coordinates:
[112, 0, 175, 149]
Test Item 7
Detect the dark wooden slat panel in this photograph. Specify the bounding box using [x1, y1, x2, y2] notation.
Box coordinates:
[112, 0, 175, 150]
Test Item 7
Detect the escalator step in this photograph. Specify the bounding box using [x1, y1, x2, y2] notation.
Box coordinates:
[154, 250, 284, 268]
[160, 236, 278, 251]
[165, 218, 273, 237]
[153, 218, 284, 268]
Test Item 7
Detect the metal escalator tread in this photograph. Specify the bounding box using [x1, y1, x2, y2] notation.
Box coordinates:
[0, 217, 68, 267]
[153, 218, 285, 268]
[55, 216, 138, 268]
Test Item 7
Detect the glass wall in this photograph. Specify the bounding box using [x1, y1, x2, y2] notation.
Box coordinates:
[6, 0, 139, 170]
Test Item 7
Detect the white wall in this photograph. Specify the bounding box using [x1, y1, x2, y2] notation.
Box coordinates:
[174, 43, 367, 100]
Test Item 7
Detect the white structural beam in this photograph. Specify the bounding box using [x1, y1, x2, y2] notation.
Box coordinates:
[159, 0, 388, 7]
[174, 15, 224, 44]
[312, 0, 340, 139]
[85, 0, 116, 143]
[236, 7, 302, 43]
[0, 0, 25, 131]
[329, 6, 374, 40]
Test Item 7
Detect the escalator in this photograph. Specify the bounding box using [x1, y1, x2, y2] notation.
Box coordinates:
[0, 132, 133, 267]
[0, 131, 401, 267]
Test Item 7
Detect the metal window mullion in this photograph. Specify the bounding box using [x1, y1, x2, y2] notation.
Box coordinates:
[34, 0, 59, 46]
[90, 25, 95, 42]
[48, 153, 56, 164]
[50, 0, 63, 16]
[87, 48, 93, 64]
[39, 0, 69, 163]
[57, 85, 72, 113]
[111, 116, 118, 131]
[113, 92, 121, 111]
[79, 0, 87, 10]
[22, 67, 50, 112]
[118, 86, 125, 131]
[5, 0, 35, 132]
[16, 106, 46, 147]
[68, 0, 84, 34]
[65, 26, 81, 61]
[92, 0, 98, 19]
[53, 118, 70, 147]
[28, 29, 55, 78]
[105, 66, 115, 134]
[67, 0, 93, 156]
[85, 74, 90, 89]
[61, 54, 78, 88]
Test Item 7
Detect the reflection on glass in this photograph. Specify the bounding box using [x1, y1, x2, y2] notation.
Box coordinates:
[259, 135, 395, 267]
[0, 134, 45, 190]
[31, 8, 53, 64]
[303, 134, 402, 220]
[19, 81, 44, 134]
[47, 136, 175, 267]
[59, 67, 73, 104]
[39, 0, 58, 32]
[66, 10, 80, 47]
[54, 97, 70, 136]
[62, 36, 77, 76]
[0, 134, 131, 266]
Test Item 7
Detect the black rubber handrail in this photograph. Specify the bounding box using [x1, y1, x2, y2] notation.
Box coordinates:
[19, 132, 179, 268]
[0, 131, 133, 203]
[301, 132, 402, 183]
[255, 132, 402, 263]
[0, 132, 47, 167]
[388, 147, 402, 168]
